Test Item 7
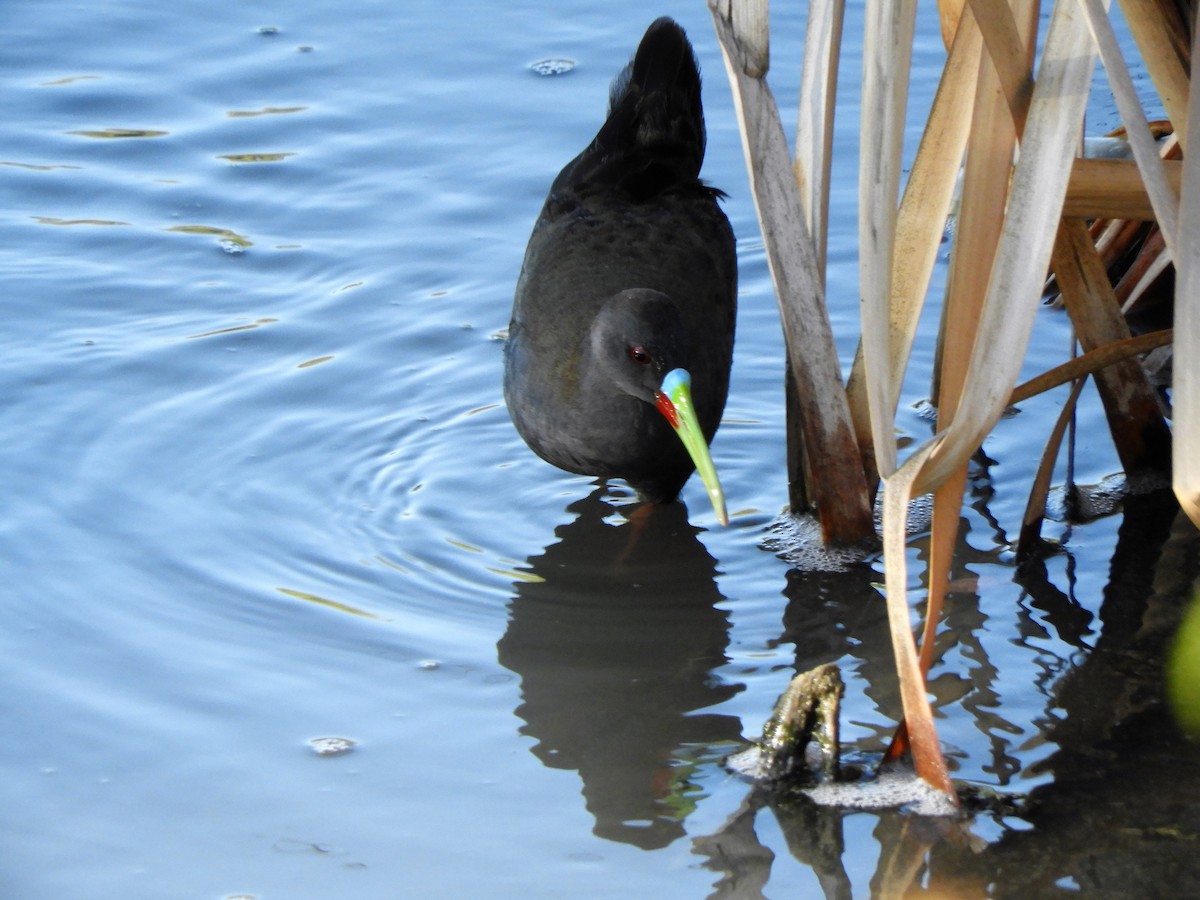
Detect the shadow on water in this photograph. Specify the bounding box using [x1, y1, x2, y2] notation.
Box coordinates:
[497, 488, 743, 849]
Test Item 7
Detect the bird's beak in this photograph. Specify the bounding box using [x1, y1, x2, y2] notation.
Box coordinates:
[655, 368, 728, 525]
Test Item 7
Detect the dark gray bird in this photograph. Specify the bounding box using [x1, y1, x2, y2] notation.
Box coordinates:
[504, 17, 736, 523]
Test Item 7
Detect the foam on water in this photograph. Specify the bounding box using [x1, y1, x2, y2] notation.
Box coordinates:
[803, 768, 960, 818]
[760, 513, 872, 572]
[727, 745, 958, 817]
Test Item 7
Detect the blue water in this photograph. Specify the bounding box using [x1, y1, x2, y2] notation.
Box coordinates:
[3, 1, 1196, 897]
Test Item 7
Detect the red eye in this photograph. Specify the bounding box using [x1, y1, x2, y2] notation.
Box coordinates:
[628, 345, 651, 365]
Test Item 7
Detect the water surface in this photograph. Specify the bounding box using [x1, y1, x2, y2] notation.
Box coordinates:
[3, 1, 1197, 897]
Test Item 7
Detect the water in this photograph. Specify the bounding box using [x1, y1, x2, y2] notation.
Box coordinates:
[3, 1, 1197, 897]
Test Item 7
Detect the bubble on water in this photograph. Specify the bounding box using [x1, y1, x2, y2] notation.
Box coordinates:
[529, 58, 575, 77]
[219, 240, 246, 255]
[258, 25, 280, 36]
[308, 736, 356, 757]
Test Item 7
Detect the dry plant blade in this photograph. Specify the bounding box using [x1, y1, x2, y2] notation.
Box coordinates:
[1065, 158, 1183, 219]
[881, 442, 954, 796]
[907, 10, 1012, 748]
[787, 0, 846, 512]
[709, 0, 874, 542]
[1078, 0, 1180, 251]
[1051, 218, 1172, 473]
[914, 0, 1107, 495]
[1118, 231, 1172, 312]
[1017, 376, 1089, 559]
[965, 0, 1034, 132]
[877, 0, 1102, 796]
[1173, 16, 1200, 525]
[889, 14, 983, 392]
[884, 0, 1034, 788]
[1094, 215, 1152, 271]
[1115, 0, 1190, 152]
[934, 0, 1033, 420]
[1009, 328, 1173, 403]
[846, 7, 984, 465]
[903, 0, 1029, 773]
[858, 1, 917, 480]
[794, 0, 844, 274]
[937, 0, 967, 49]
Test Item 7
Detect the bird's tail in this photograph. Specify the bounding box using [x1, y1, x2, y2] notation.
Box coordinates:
[579, 17, 707, 194]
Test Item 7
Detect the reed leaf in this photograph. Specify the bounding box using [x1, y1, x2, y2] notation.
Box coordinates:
[1079, 0, 1180, 249]
[937, 0, 967, 49]
[912, 0, 1105, 495]
[1051, 217, 1171, 472]
[846, 6, 983, 486]
[1115, 0, 1190, 151]
[878, 0, 1101, 794]
[881, 441, 954, 796]
[794, 0, 844, 274]
[1120, 239, 1173, 311]
[859, 0, 917, 479]
[1173, 15, 1200, 525]
[788, 0, 847, 510]
[1065, 158, 1182, 219]
[965, 0, 1034, 132]
[709, 0, 874, 542]
[902, 0, 1030, 779]
[1009, 328, 1173, 402]
[1017, 376, 1090, 559]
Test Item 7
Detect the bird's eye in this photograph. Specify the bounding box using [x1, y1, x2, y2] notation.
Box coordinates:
[628, 345, 651, 365]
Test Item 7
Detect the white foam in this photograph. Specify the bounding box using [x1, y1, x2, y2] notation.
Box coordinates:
[760, 513, 869, 572]
[762, 492, 940, 571]
[725, 745, 770, 780]
[803, 768, 958, 817]
[727, 744, 959, 817]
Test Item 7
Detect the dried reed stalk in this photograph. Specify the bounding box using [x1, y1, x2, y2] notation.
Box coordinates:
[1173, 15, 1200, 525]
[710, 0, 1188, 798]
[709, 0, 874, 543]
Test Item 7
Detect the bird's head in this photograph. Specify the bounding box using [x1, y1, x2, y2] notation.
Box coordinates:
[589, 289, 727, 524]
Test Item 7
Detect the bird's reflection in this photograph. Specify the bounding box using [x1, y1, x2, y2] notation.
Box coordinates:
[498, 488, 741, 849]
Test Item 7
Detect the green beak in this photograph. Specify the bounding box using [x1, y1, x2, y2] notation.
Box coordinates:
[655, 368, 728, 525]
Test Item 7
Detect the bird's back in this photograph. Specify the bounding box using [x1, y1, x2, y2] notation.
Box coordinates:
[505, 18, 736, 499]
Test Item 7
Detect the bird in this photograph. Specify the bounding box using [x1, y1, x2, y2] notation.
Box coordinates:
[503, 16, 736, 524]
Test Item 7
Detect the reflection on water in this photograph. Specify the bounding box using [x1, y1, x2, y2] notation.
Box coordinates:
[496, 467, 1200, 893]
[696, 788, 854, 899]
[975, 491, 1200, 897]
[6, 0, 1199, 894]
[694, 489, 1200, 897]
[499, 489, 742, 849]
